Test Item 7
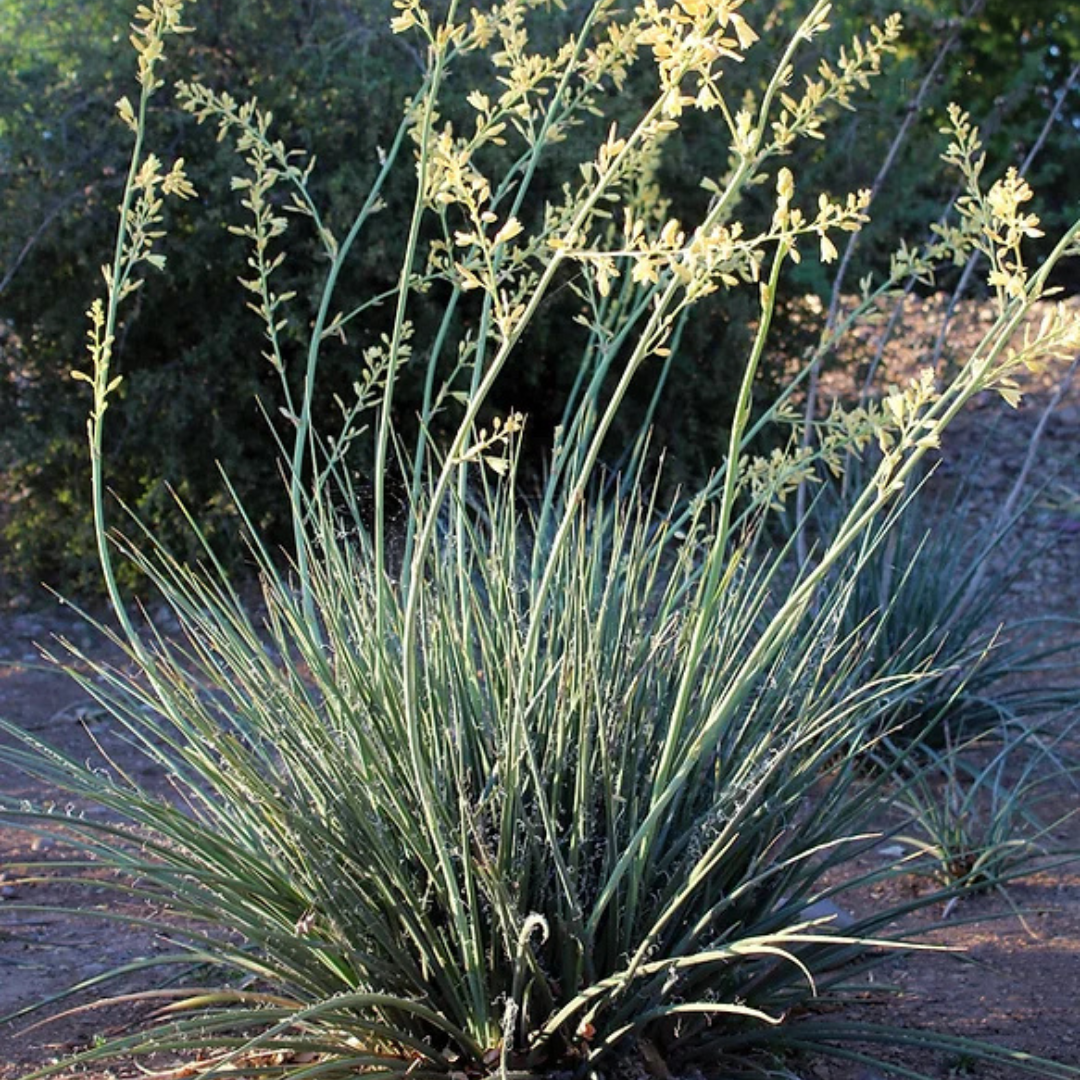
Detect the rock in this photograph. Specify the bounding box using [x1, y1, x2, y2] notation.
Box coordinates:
[800, 898, 855, 930]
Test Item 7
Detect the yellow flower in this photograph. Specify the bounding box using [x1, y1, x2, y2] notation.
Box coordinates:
[493, 218, 524, 246]
[116, 96, 137, 133]
[728, 13, 759, 50]
[162, 159, 197, 200]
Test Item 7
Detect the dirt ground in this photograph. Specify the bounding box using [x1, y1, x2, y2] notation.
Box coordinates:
[0, 296, 1078, 1078]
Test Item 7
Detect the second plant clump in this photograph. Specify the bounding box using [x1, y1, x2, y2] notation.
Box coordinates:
[3, 1, 1080, 1078]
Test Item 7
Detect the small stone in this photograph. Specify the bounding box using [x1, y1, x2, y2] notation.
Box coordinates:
[800, 898, 855, 930]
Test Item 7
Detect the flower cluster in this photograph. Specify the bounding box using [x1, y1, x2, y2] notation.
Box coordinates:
[77, 0, 195, 473]
[459, 411, 526, 475]
[983, 303, 1080, 407]
[564, 164, 870, 306]
[767, 13, 902, 152]
[983, 169, 1044, 302]
[771, 166, 871, 264]
[130, 0, 192, 90]
[942, 105, 1046, 307]
[740, 443, 818, 512]
[87, 151, 196, 331]
[637, 0, 759, 119]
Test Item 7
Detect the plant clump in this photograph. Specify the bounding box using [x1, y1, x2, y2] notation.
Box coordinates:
[2, 2, 1080, 1079]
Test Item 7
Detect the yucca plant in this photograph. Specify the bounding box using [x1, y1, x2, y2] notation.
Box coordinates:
[810, 451, 1080, 751]
[3, 1, 1080, 1078]
[894, 720, 1079, 905]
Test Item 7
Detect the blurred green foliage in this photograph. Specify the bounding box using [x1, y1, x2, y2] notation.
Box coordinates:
[1, 0, 1076, 593]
